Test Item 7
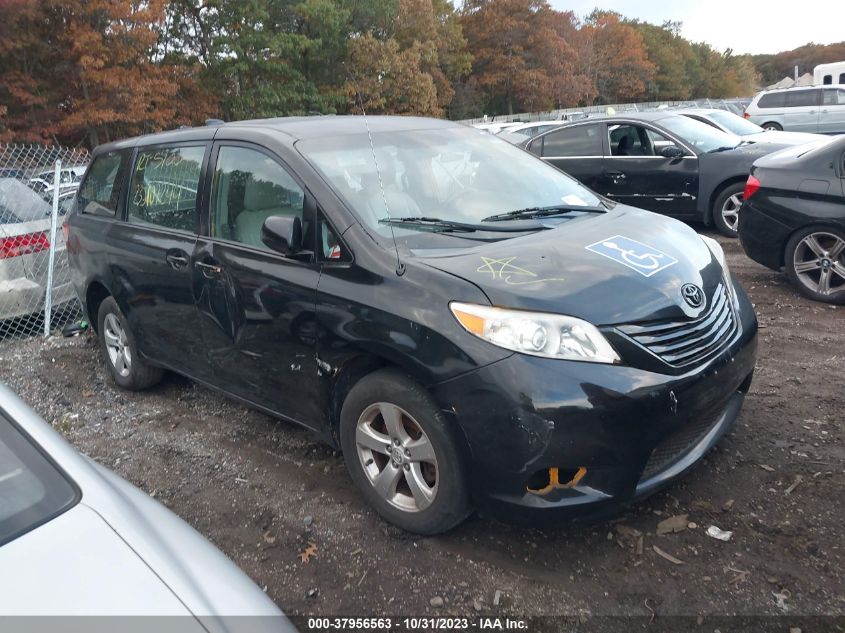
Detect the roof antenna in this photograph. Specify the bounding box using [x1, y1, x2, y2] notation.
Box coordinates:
[356, 91, 405, 277]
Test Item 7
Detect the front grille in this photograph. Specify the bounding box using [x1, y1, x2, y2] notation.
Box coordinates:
[640, 414, 719, 481]
[617, 284, 737, 368]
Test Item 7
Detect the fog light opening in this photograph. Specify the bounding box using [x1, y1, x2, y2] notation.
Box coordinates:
[526, 466, 587, 496]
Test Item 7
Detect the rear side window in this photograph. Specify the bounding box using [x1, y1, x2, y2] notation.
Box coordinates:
[540, 124, 603, 157]
[786, 90, 820, 107]
[840, 73, 845, 84]
[127, 146, 205, 233]
[757, 92, 786, 108]
[0, 413, 79, 547]
[77, 150, 130, 216]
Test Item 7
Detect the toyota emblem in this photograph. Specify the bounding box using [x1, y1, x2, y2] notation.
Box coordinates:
[681, 283, 705, 309]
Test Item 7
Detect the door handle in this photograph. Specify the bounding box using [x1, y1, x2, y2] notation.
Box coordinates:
[165, 251, 189, 269]
[195, 261, 223, 277]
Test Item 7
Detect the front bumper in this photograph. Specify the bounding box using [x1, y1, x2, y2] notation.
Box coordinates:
[432, 282, 758, 524]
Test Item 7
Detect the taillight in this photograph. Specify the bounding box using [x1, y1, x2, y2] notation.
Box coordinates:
[0, 232, 51, 260]
[743, 111, 750, 119]
[743, 174, 760, 200]
[62, 217, 70, 243]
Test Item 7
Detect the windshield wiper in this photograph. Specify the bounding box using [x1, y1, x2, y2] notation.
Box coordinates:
[379, 217, 548, 233]
[482, 204, 605, 222]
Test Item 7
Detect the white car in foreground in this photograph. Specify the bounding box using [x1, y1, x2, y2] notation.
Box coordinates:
[0, 384, 296, 632]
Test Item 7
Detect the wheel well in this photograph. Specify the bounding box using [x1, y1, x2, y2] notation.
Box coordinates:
[709, 177, 747, 218]
[85, 282, 111, 332]
[327, 355, 388, 443]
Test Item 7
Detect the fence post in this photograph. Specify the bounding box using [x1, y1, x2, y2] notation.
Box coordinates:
[44, 158, 61, 337]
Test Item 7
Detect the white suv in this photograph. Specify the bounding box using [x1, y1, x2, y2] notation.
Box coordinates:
[744, 86, 845, 134]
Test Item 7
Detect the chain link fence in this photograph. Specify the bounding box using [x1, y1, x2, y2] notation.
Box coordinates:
[0, 144, 90, 340]
[461, 97, 754, 125]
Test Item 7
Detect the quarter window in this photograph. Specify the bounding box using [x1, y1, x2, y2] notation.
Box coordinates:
[211, 146, 304, 250]
[540, 124, 602, 157]
[77, 150, 130, 216]
[127, 146, 205, 233]
[757, 92, 786, 108]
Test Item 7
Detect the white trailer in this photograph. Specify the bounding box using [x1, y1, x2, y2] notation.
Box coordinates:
[814, 61, 845, 85]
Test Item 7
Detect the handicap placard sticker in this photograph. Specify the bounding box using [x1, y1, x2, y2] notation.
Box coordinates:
[585, 235, 678, 277]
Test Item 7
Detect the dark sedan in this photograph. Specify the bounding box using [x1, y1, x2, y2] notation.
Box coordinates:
[523, 112, 789, 236]
[738, 135, 845, 304]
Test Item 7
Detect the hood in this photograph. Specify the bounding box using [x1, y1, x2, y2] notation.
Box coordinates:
[414, 206, 723, 326]
[743, 130, 827, 146]
[0, 504, 197, 617]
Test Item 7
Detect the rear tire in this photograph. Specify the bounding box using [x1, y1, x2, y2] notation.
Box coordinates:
[339, 368, 471, 534]
[97, 297, 164, 390]
[784, 226, 845, 305]
[762, 122, 782, 131]
[712, 182, 745, 237]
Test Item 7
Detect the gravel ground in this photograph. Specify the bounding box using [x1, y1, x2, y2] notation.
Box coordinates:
[1, 232, 843, 631]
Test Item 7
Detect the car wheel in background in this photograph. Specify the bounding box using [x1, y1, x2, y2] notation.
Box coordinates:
[712, 183, 745, 237]
[784, 227, 845, 305]
[97, 297, 164, 390]
[339, 368, 471, 535]
[762, 122, 782, 131]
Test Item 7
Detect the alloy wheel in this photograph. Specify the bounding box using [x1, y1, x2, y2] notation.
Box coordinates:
[355, 402, 438, 513]
[103, 313, 132, 377]
[793, 232, 845, 298]
[721, 193, 743, 233]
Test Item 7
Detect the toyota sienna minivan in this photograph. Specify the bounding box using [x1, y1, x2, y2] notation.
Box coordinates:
[66, 116, 758, 534]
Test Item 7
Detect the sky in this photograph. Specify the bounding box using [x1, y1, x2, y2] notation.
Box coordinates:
[549, 0, 843, 55]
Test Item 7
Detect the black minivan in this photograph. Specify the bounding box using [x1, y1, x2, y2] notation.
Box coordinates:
[66, 116, 758, 534]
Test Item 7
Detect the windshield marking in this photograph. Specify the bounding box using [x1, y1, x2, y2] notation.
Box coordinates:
[477, 256, 566, 286]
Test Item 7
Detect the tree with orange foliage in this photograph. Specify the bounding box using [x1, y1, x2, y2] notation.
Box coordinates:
[578, 10, 655, 104]
[460, 0, 585, 115]
[0, 0, 214, 147]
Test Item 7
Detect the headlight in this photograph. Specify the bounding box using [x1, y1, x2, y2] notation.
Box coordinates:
[700, 235, 737, 306]
[450, 302, 620, 364]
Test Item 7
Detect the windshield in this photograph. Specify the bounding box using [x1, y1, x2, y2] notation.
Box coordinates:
[659, 115, 742, 153]
[0, 412, 79, 546]
[298, 126, 602, 243]
[706, 111, 764, 136]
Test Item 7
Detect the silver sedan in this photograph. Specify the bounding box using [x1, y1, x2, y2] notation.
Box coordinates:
[0, 384, 297, 632]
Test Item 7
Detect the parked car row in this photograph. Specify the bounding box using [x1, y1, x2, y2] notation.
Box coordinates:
[520, 111, 794, 236]
[4, 110, 841, 620]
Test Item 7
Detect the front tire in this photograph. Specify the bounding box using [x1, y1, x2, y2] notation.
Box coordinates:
[339, 369, 471, 534]
[784, 226, 845, 304]
[97, 297, 164, 390]
[712, 182, 745, 237]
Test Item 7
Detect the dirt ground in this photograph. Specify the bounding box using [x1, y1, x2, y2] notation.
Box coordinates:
[1, 231, 842, 631]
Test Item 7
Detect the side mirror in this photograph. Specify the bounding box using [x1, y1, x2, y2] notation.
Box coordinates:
[261, 215, 302, 255]
[660, 145, 685, 159]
